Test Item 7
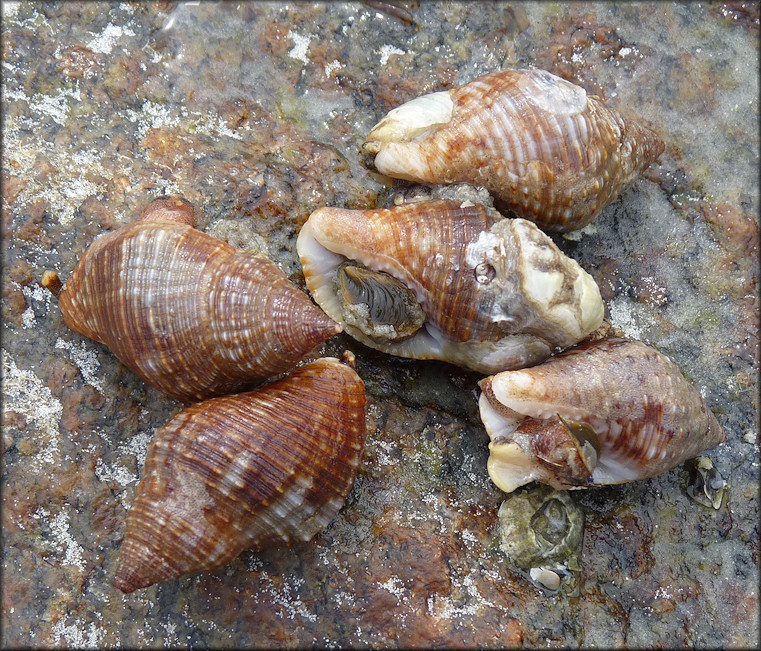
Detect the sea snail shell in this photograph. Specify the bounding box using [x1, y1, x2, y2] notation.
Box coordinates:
[113, 357, 367, 593]
[57, 198, 341, 402]
[497, 486, 584, 582]
[297, 199, 604, 374]
[362, 68, 665, 232]
[478, 336, 727, 493]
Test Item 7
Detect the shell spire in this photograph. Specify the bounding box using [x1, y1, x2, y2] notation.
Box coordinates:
[362, 68, 665, 232]
[113, 357, 367, 593]
[57, 198, 341, 402]
[479, 336, 726, 492]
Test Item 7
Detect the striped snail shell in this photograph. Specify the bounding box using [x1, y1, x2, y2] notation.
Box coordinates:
[113, 356, 367, 594]
[57, 198, 341, 402]
[479, 336, 727, 493]
[362, 68, 665, 232]
[297, 199, 603, 374]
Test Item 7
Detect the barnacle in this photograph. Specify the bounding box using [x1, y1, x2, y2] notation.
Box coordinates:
[497, 486, 584, 591]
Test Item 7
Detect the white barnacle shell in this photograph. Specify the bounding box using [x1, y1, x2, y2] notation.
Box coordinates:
[363, 68, 665, 232]
[479, 336, 727, 492]
[296, 199, 603, 373]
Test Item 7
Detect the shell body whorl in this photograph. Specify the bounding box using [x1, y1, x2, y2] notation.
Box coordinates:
[479, 337, 727, 492]
[58, 198, 341, 402]
[363, 68, 665, 232]
[113, 357, 367, 593]
[297, 200, 603, 373]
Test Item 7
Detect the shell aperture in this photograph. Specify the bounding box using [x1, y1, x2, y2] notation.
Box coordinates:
[337, 264, 425, 341]
[363, 68, 665, 232]
[479, 336, 727, 492]
[297, 199, 604, 374]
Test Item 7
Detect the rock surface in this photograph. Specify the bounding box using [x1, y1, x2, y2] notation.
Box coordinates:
[2, 2, 758, 647]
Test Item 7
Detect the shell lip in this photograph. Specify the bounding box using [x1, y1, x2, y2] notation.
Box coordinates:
[298, 206, 434, 336]
[362, 90, 454, 176]
[363, 90, 454, 146]
[487, 440, 540, 493]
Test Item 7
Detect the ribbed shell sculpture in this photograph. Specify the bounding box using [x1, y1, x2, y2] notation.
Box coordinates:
[297, 199, 604, 373]
[363, 68, 665, 231]
[57, 198, 341, 402]
[113, 357, 367, 593]
[479, 336, 727, 493]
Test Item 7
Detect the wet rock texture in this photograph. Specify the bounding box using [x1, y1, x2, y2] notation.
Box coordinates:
[2, 2, 758, 647]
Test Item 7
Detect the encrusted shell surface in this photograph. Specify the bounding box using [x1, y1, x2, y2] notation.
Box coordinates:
[497, 485, 584, 591]
[297, 199, 603, 374]
[57, 198, 341, 402]
[479, 337, 727, 492]
[113, 357, 367, 594]
[363, 68, 665, 232]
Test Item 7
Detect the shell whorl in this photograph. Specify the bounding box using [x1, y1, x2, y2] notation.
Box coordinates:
[58, 198, 341, 402]
[363, 68, 665, 232]
[113, 357, 367, 593]
[297, 199, 603, 373]
[479, 337, 727, 492]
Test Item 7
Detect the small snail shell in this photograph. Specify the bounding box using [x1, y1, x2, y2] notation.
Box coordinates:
[297, 199, 603, 374]
[57, 198, 341, 402]
[113, 357, 367, 593]
[497, 486, 583, 575]
[479, 337, 727, 492]
[362, 68, 665, 232]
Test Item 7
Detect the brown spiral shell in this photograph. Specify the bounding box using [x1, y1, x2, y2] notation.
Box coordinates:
[57, 198, 341, 402]
[297, 199, 603, 373]
[479, 336, 727, 492]
[112, 356, 367, 593]
[363, 68, 665, 232]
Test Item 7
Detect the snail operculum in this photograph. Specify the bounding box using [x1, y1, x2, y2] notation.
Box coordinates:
[336, 263, 425, 343]
[558, 415, 601, 474]
[515, 415, 601, 488]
